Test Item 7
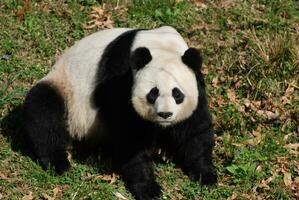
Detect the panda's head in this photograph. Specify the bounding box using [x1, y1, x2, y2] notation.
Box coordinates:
[131, 47, 202, 127]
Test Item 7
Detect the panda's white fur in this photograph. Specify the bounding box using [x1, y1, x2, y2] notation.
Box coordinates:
[39, 26, 190, 139]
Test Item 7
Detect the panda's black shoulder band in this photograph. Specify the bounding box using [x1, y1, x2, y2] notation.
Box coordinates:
[96, 29, 142, 85]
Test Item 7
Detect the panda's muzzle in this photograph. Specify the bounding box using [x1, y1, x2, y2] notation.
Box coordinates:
[157, 112, 173, 119]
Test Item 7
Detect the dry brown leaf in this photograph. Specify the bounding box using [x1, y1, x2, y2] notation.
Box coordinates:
[92, 6, 104, 15]
[114, 192, 127, 200]
[283, 172, 292, 187]
[285, 83, 295, 97]
[283, 132, 295, 141]
[16, 0, 31, 21]
[265, 110, 279, 120]
[53, 187, 62, 198]
[95, 173, 118, 184]
[216, 97, 225, 106]
[281, 96, 291, 105]
[256, 165, 262, 172]
[22, 192, 33, 200]
[0, 172, 8, 180]
[256, 110, 279, 120]
[244, 98, 251, 108]
[102, 13, 114, 29]
[227, 89, 237, 102]
[212, 76, 219, 88]
[227, 192, 238, 200]
[84, 6, 114, 30]
[201, 64, 208, 75]
[258, 172, 277, 190]
[284, 143, 299, 156]
[284, 143, 299, 151]
[245, 126, 262, 146]
[259, 179, 270, 190]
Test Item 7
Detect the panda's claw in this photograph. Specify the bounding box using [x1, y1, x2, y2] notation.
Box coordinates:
[188, 166, 217, 186]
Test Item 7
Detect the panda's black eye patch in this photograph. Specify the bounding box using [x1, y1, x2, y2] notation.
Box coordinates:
[172, 87, 185, 104]
[146, 87, 159, 104]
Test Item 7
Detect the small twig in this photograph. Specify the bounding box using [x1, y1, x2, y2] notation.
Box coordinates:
[71, 182, 84, 200]
[286, 81, 299, 89]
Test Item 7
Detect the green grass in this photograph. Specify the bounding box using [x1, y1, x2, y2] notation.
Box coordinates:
[0, 0, 298, 199]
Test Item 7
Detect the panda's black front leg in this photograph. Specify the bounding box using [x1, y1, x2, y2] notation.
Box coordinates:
[176, 129, 217, 186]
[116, 150, 161, 200]
[23, 82, 71, 175]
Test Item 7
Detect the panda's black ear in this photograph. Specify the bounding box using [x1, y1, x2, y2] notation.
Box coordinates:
[130, 47, 152, 70]
[182, 48, 203, 72]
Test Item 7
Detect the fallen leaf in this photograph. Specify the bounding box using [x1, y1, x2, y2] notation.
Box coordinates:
[264, 110, 279, 120]
[53, 186, 62, 198]
[22, 192, 33, 200]
[102, 12, 114, 29]
[201, 64, 208, 75]
[256, 165, 262, 172]
[245, 126, 262, 146]
[95, 173, 118, 184]
[227, 192, 237, 200]
[16, 0, 31, 21]
[92, 6, 104, 15]
[227, 89, 237, 103]
[284, 143, 299, 155]
[244, 98, 251, 108]
[284, 143, 299, 151]
[285, 83, 295, 97]
[84, 6, 114, 30]
[212, 76, 219, 88]
[256, 110, 279, 120]
[259, 179, 270, 190]
[283, 172, 292, 187]
[114, 192, 127, 200]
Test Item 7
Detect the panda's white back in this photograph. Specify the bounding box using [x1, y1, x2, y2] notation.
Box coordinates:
[40, 26, 189, 140]
[40, 28, 131, 139]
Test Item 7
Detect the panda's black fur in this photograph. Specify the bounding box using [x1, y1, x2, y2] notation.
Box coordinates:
[23, 82, 71, 175]
[23, 27, 217, 200]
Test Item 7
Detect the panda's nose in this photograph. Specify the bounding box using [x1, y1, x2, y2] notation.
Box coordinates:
[158, 112, 173, 119]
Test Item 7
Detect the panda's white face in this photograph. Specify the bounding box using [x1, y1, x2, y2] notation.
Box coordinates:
[131, 53, 199, 127]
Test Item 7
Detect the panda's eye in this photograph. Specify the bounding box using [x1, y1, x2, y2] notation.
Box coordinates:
[146, 87, 159, 104]
[172, 87, 185, 104]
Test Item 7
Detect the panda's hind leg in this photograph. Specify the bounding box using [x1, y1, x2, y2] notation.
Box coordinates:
[23, 82, 70, 174]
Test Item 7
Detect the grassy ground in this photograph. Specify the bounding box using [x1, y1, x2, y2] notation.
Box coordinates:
[0, 0, 298, 199]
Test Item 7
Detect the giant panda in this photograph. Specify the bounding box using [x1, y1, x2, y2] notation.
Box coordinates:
[23, 26, 217, 200]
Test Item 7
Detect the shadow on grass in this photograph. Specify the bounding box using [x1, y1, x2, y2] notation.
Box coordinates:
[0, 105, 34, 157]
[0, 105, 111, 174]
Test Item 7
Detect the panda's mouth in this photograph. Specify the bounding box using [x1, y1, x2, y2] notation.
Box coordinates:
[156, 120, 173, 126]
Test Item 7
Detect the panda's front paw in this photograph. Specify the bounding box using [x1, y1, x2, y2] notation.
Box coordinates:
[54, 159, 70, 175]
[38, 157, 51, 171]
[201, 169, 217, 186]
[128, 181, 162, 200]
[53, 154, 71, 175]
[188, 166, 217, 186]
